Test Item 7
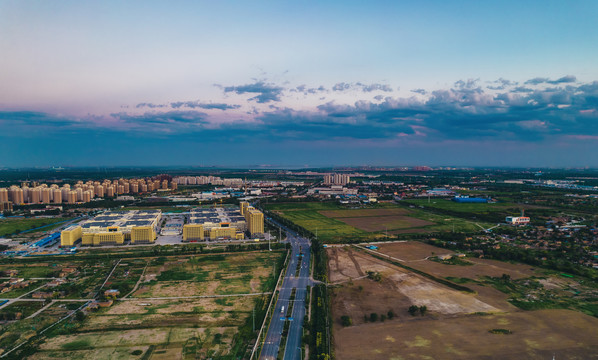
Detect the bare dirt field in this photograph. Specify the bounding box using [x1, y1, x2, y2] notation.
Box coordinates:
[328, 247, 499, 325]
[376, 241, 536, 279]
[334, 309, 598, 360]
[329, 244, 598, 360]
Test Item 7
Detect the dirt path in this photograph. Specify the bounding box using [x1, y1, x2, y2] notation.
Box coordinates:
[346, 250, 365, 277]
[122, 260, 149, 299]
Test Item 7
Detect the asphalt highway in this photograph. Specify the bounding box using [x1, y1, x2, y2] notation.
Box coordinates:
[260, 221, 312, 360]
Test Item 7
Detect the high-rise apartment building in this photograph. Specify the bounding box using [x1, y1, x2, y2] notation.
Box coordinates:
[323, 173, 350, 186]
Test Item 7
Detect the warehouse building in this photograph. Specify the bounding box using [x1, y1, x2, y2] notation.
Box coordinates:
[61, 210, 161, 246]
[182, 204, 263, 241]
[184, 207, 246, 240]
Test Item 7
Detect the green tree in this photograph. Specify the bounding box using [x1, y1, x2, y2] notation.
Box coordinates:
[369, 313, 378, 322]
[419, 305, 427, 316]
[387, 310, 394, 320]
[340, 315, 352, 327]
[408, 305, 419, 316]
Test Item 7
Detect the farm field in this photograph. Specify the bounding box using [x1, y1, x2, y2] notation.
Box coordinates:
[28, 251, 285, 360]
[265, 202, 368, 242]
[335, 309, 598, 360]
[402, 198, 519, 213]
[0, 302, 71, 357]
[328, 245, 598, 360]
[266, 202, 493, 242]
[320, 208, 435, 233]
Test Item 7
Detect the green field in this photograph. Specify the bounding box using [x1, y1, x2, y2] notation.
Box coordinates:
[264, 202, 368, 242]
[402, 199, 518, 213]
[265, 202, 494, 242]
[0, 217, 71, 237]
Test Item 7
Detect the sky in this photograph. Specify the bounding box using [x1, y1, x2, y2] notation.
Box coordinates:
[1, 0, 597, 168]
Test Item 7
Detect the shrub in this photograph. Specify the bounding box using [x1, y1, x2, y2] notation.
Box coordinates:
[369, 313, 378, 322]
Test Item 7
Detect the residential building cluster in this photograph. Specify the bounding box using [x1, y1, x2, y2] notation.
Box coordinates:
[0, 178, 177, 206]
[173, 176, 244, 187]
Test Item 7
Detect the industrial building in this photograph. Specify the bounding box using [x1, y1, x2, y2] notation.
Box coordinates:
[182, 224, 204, 241]
[183, 207, 246, 241]
[182, 204, 264, 241]
[60, 210, 161, 246]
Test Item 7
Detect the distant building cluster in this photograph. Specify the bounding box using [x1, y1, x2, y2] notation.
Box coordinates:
[0, 178, 177, 206]
[61, 209, 162, 246]
[323, 173, 351, 186]
[506, 216, 530, 225]
[173, 176, 245, 187]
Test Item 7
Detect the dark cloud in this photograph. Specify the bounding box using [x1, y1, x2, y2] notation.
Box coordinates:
[332, 82, 351, 91]
[525, 77, 550, 85]
[359, 83, 393, 92]
[136, 102, 167, 109]
[0, 111, 79, 131]
[549, 75, 577, 84]
[223, 81, 284, 103]
[291, 85, 327, 95]
[111, 111, 208, 131]
[411, 89, 427, 95]
[487, 78, 518, 90]
[170, 101, 240, 110]
[332, 82, 393, 92]
[5, 77, 597, 147]
[197, 103, 241, 110]
[525, 75, 577, 85]
[512, 86, 534, 93]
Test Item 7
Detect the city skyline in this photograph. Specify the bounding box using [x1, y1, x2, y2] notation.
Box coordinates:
[1, 1, 597, 167]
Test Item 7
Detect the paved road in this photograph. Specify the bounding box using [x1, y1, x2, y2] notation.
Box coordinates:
[260, 220, 312, 360]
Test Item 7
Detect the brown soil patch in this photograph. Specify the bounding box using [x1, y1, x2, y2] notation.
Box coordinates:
[334, 309, 598, 360]
[377, 241, 535, 280]
[328, 247, 498, 324]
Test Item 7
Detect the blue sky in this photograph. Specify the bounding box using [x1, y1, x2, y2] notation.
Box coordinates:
[1, 0, 597, 167]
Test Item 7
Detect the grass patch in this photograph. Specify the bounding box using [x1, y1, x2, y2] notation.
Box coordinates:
[0, 217, 71, 237]
[157, 269, 195, 281]
[429, 256, 473, 266]
[61, 339, 92, 350]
